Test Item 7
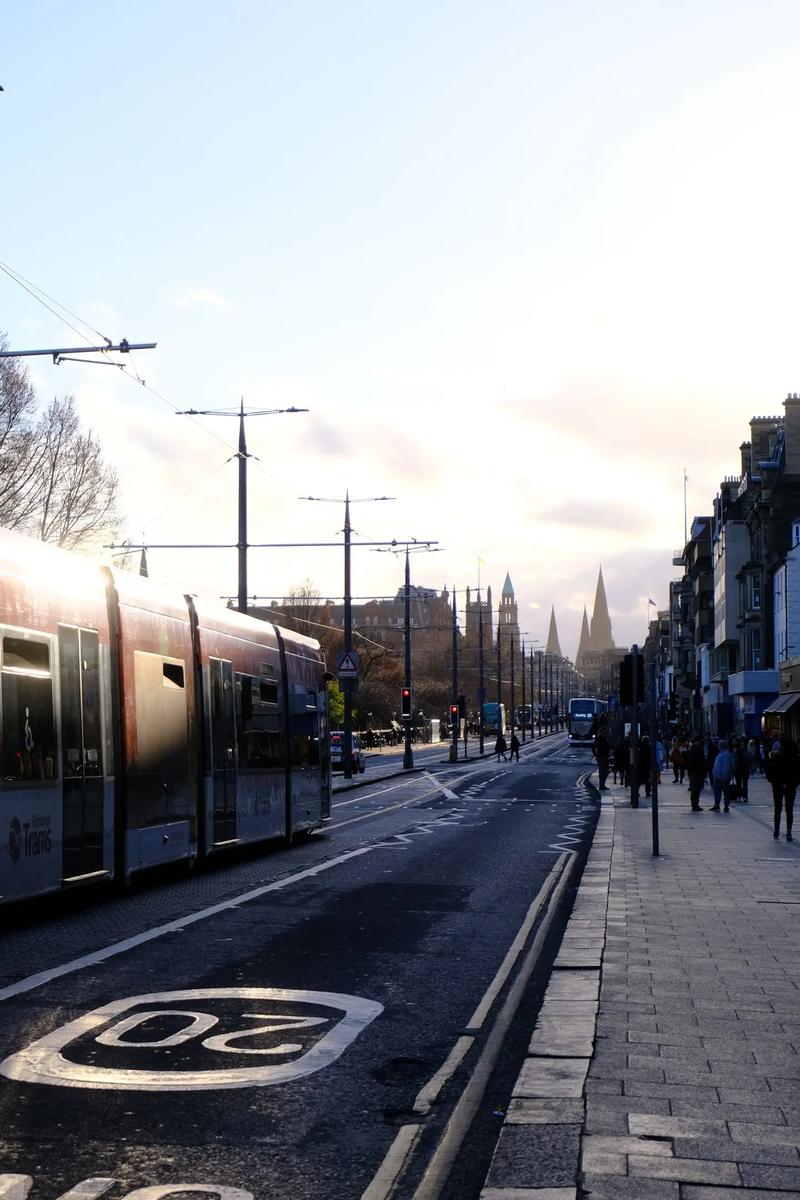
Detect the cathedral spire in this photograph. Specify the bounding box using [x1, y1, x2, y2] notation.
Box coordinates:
[575, 606, 591, 667]
[589, 566, 614, 651]
[545, 605, 563, 657]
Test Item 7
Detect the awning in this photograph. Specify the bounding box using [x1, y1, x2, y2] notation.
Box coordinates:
[763, 692, 800, 716]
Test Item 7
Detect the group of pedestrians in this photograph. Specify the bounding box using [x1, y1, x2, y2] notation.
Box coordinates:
[596, 722, 798, 842]
[494, 731, 520, 763]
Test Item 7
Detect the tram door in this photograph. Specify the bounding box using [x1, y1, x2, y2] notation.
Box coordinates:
[210, 658, 237, 843]
[59, 626, 104, 880]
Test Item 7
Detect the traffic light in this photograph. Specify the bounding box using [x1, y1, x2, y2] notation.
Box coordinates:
[458, 694, 466, 719]
[620, 654, 645, 706]
[449, 703, 459, 725]
[400, 687, 412, 719]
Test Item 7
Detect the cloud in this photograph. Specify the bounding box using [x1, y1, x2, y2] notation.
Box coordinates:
[539, 500, 649, 533]
[172, 287, 235, 311]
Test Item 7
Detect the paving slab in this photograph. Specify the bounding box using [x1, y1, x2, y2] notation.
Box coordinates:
[480, 773, 800, 1197]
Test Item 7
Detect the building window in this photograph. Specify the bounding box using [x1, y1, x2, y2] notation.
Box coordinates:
[751, 628, 762, 670]
[750, 575, 761, 611]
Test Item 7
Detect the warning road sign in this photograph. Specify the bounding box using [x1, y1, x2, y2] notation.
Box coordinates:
[336, 650, 359, 678]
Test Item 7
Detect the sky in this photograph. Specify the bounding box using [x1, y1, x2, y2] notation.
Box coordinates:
[4, 1, 800, 660]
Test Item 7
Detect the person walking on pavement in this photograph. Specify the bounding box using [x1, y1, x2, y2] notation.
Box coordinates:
[706, 736, 718, 785]
[711, 737, 735, 812]
[686, 735, 706, 811]
[637, 735, 652, 799]
[733, 737, 750, 802]
[671, 734, 687, 783]
[765, 732, 799, 841]
[614, 735, 630, 787]
[508, 731, 520, 762]
[494, 733, 507, 763]
[594, 726, 611, 790]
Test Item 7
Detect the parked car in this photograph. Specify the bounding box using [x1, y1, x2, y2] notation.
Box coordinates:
[330, 731, 366, 773]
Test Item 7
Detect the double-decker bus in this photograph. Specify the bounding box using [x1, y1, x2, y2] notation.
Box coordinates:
[568, 696, 607, 745]
[483, 701, 506, 735]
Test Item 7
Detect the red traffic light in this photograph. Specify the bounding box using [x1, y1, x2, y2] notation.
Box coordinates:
[449, 703, 459, 718]
[400, 687, 412, 719]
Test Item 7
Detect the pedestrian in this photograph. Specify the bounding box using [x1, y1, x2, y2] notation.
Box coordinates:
[765, 732, 800, 841]
[705, 736, 718, 785]
[671, 734, 687, 783]
[594, 726, 611, 790]
[614, 735, 630, 787]
[733, 737, 750, 802]
[746, 736, 759, 776]
[686, 735, 706, 811]
[494, 733, 507, 763]
[655, 735, 666, 785]
[637, 735, 652, 799]
[711, 737, 735, 812]
[509, 731, 520, 762]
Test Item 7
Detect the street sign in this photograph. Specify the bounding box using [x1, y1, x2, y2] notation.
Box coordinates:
[336, 650, 359, 679]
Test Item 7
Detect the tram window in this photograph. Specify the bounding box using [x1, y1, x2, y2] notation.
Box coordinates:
[236, 672, 282, 767]
[162, 662, 185, 689]
[2, 639, 56, 782]
[292, 734, 319, 766]
[3, 637, 50, 673]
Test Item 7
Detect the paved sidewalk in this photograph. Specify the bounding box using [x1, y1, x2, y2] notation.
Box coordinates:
[481, 770, 800, 1199]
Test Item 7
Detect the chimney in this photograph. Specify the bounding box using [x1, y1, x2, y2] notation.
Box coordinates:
[740, 441, 751, 479]
[749, 415, 781, 475]
[784, 393, 800, 476]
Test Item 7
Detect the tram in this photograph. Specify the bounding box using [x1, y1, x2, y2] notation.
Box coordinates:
[568, 696, 607, 745]
[0, 530, 331, 905]
[483, 701, 506, 735]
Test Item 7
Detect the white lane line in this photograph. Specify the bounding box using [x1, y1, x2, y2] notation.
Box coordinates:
[0, 846, 379, 1005]
[422, 772, 459, 800]
[360, 1124, 422, 1200]
[332, 777, 422, 809]
[413, 1035, 474, 1116]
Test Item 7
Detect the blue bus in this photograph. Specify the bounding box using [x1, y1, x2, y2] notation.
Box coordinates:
[483, 701, 506, 735]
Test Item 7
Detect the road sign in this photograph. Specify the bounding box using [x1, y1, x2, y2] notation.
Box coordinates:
[336, 650, 359, 678]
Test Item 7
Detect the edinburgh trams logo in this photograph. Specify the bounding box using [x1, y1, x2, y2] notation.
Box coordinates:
[0, 987, 383, 1091]
[7, 813, 51, 863]
[8, 817, 21, 863]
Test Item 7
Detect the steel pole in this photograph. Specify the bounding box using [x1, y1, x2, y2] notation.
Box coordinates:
[478, 596, 485, 755]
[649, 658, 660, 854]
[403, 548, 414, 770]
[630, 642, 639, 807]
[450, 588, 459, 762]
[497, 631, 502, 733]
[521, 640, 526, 744]
[343, 493, 353, 781]
[237, 401, 248, 614]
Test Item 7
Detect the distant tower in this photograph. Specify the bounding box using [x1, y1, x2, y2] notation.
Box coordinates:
[575, 606, 591, 670]
[545, 605, 563, 657]
[589, 566, 614, 650]
[465, 583, 493, 645]
[497, 572, 520, 655]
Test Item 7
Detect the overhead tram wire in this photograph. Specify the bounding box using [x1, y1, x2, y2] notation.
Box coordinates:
[0, 261, 423, 567]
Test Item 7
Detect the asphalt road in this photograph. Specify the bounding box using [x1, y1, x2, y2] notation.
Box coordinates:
[0, 733, 598, 1200]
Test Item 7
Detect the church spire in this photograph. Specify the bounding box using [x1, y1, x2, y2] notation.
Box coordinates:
[589, 566, 614, 650]
[575, 606, 591, 667]
[545, 605, 563, 657]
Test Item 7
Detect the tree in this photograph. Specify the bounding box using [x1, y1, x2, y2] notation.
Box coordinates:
[0, 336, 121, 549]
[327, 680, 345, 727]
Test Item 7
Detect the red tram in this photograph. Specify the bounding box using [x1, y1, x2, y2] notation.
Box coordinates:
[0, 530, 331, 904]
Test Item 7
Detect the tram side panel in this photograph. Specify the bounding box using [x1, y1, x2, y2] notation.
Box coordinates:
[278, 629, 330, 834]
[113, 580, 198, 877]
[0, 540, 116, 903]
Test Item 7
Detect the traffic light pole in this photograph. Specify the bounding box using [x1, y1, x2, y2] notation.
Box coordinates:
[630, 643, 640, 808]
[510, 636, 515, 734]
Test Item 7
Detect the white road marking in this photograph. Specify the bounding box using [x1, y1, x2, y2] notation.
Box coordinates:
[0, 1180, 33, 1200]
[1, 988, 382, 1091]
[0, 846, 378, 1005]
